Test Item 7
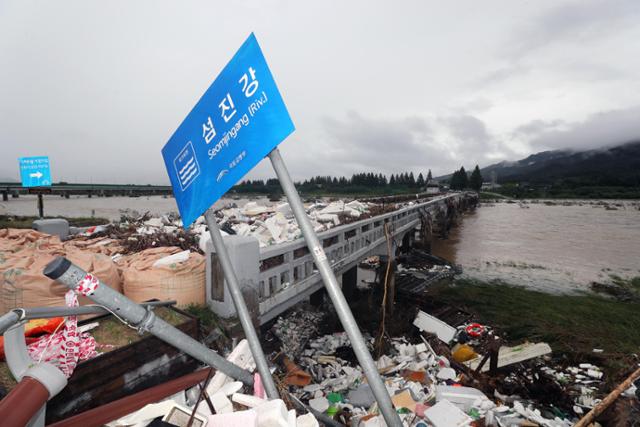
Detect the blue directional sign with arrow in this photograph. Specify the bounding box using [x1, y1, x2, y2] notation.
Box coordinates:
[19, 156, 52, 187]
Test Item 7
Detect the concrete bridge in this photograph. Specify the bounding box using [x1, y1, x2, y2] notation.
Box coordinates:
[0, 182, 173, 200]
[205, 192, 477, 324]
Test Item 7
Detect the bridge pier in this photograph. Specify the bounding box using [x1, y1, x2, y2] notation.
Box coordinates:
[310, 287, 326, 307]
[2, 191, 7, 202]
[205, 235, 261, 320]
[342, 266, 358, 301]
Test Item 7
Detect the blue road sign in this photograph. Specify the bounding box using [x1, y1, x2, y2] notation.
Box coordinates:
[19, 156, 52, 187]
[162, 33, 295, 227]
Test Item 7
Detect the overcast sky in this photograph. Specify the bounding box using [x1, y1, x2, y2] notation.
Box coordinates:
[1, 0, 639, 184]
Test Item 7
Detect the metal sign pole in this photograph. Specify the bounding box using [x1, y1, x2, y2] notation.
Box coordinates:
[43, 257, 255, 386]
[203, 210, 280, 399]
[37, 193, 44, 218]
[267, 148, 402, 427]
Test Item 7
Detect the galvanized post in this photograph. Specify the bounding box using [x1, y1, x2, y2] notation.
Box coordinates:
[43, 257, 254, 386]
[267, 148, 402, 427]
[37, 193, 44, 218]
[204, 210, 280, 399]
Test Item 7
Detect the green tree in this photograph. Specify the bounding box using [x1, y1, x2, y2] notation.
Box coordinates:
[459, 166, 468, 189]
[417, 173, 425, 187]
[450, 169, 461, 190]
[469, 165, 483, 191]
[427, 169, 432, 181]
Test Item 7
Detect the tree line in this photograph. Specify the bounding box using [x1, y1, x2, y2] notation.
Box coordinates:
[450, 165, 483, 191]
[232, 166, 484, 194]
[233, 170, 435, 194]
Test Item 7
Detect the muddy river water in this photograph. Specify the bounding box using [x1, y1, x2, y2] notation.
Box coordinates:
[432, 200, 640, 293]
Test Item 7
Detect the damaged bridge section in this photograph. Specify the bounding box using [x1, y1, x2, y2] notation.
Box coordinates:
[205, 193, 476, 324]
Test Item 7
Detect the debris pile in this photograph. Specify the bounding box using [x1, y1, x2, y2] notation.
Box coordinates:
[215, 199, 380, 247]
[107, 339, 321, 427]
[269, 302, 634, 426]
[65, 197, 413, 253]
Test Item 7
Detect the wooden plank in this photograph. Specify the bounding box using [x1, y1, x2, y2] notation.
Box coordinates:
[465, 342, 552, 372]
[46, 308, 200, 423]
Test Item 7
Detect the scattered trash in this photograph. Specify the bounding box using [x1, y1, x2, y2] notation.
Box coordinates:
[413, 310, 457, 343]
[465, 342, 552, 372]
[424, 399, 472, 427]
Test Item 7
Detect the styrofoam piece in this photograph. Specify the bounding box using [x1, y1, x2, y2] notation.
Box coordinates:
[465, 342, 552, 372]
[308, 396, 329, 412]
[314, 213, 340, 225]
[360, 415, 386, 427]
[209, 409, 258, 427]
[436, 367, 457, 381]
[413, 310, 457, 343]
[207, 339, 256, 396]
[296, 413, 319, 427]
[220, 381, 243, 396]
[232, 392, 266, 408]
[414, 343, 428, 354]
[287, 409, 297, 427]
[436, 385, 487, 412]
[424, 399, 472, 427]
[276, 202, 293, 217]
[255, 399, 290, 427]
[318, 201, 345, 215]
[243, 201, 271, 216]
[211, 392, 234, 413]
[152, 249, 190, 267]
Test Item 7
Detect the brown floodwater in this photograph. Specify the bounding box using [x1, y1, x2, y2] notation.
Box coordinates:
[431, 200, 640, 294]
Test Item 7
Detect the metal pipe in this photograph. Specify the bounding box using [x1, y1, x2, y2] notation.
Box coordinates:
[0, 310, 21, 335]
[22, 300, 176, 320]
[43, 257, 254, 386]
[204, 211, 279, 399]
[268, 148, 402, 427]
[0, 376, 50, 427]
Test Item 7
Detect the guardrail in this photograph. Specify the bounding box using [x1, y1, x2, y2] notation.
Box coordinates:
[206, 193, 473, 323]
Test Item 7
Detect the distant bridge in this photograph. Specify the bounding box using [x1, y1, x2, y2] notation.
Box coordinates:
[0, 182, 173, 200]
[205, 192, 477, 324]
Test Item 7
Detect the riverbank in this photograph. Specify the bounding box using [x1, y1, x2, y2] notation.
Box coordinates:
[425, 278, 640, 382]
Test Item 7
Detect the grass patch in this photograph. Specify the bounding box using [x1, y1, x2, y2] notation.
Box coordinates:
[0, 215, 109, 229]
[185, 304, 229, 338]
[427, 279, 640, 379]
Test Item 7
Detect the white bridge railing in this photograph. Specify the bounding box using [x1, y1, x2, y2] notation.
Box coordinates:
[206, 193, 466, 323]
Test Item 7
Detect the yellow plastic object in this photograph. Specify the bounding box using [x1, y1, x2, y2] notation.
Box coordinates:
[452, 344, 478, 363]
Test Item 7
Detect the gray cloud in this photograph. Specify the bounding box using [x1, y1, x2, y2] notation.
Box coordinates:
[528, 106, 640, 151]
[505, 0, 640, 60]
[0, 1, 639, 183]
[318, 112, 503, 177]
[512, 119, 566, 138]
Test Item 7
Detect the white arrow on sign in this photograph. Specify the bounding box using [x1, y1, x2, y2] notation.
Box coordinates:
[29, 171, 43, 179]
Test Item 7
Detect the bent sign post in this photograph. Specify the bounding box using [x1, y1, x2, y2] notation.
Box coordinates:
[162, 33, 294, 401]
[162, 34, 401, 425]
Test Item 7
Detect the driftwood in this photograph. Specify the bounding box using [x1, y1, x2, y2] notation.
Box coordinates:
[575, 366, 640, 427]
